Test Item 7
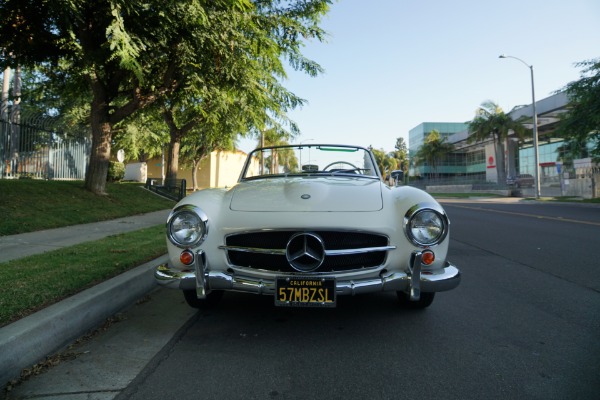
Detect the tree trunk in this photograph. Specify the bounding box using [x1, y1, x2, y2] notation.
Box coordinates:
[191, 159, 199, 191]
[494, 137, 507, 185]
[85, 100, 112, 195]
[165, 136, 180, 182]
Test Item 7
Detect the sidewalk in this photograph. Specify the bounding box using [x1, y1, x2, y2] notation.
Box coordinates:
[0, 209, 171, 264]
[0, 210, 172, 387]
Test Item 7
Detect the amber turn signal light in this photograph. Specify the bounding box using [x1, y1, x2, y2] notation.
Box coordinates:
[421, 250, 435, 265]
[180, 250, 194, 265]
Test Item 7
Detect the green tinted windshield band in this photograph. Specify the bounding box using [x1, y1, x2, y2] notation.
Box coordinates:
[317, 147, 358, 152]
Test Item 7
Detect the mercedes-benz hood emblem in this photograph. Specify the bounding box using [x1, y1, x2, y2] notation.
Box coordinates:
[286, 232, 325, 272]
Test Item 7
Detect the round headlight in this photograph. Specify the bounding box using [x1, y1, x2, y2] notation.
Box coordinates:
[167, 206, 208, 248]
[404, 205, 448, 247]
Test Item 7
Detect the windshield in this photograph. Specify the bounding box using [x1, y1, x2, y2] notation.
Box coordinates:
[241, 144, 381, 180]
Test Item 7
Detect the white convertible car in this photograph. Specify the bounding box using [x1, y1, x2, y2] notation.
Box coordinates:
[155, 144, 460, 309]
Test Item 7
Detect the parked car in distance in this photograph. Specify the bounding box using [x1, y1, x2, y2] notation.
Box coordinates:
[507, 174, 535, 188]
[155, 144, 460, 310]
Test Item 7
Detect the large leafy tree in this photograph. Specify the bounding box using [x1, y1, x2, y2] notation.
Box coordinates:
[467, 101, 528, 183]
[415, 130, 454, 179]
[0, 0, 330, 194]
[556, 137, 590, 168]
[0, 0, 235, 194]
[556, 58, 600, 162]
[112, 111, 168, 163]
[159, 0, 328, 182]
[11, 63, 91, 137]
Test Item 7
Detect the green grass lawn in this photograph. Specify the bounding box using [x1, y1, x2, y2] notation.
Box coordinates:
[430, 192, 501, 198]
[0, 225, 167, 327]
[533, 196, 600, 204]
[0, 180, 175, 235]
[0, 179, 175, 326]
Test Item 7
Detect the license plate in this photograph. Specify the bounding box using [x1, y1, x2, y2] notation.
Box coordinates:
[275, 277, 336, 307]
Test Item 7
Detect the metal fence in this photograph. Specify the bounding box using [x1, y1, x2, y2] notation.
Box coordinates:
[145, 178, 187, 201]
[407, 174, 501, 191]
[573, 166, 600, 179]
[1, 106, 90, 180]
[565, 166, 600, 199]
[406, 167, 599, 199]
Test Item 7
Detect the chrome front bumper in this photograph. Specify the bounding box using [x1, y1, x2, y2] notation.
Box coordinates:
[155, 250, 461, 301]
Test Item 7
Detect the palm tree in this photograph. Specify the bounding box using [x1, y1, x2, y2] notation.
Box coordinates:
[259, 128, 298, 174]
[415, 130, 454, 179]
[372, 148, 399, 180]
[468, 101, 528, 184]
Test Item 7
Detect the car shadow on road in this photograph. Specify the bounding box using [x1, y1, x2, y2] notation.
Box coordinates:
[187, 290, 444, 343]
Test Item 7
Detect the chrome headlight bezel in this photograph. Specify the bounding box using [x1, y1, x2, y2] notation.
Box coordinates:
[403, 202, 449, 247]
[166, 205, 209, 248]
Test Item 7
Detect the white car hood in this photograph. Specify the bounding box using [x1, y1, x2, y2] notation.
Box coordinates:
[229, 177, 383, 212]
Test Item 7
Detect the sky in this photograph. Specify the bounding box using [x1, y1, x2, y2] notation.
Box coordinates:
[239, 0, 600, 154]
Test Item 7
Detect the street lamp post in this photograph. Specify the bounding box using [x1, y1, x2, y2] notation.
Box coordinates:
[499, 54, 541, 199]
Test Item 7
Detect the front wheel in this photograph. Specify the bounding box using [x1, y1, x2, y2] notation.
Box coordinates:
[396, 291, 435, 309]
[183, 290, 224, 309]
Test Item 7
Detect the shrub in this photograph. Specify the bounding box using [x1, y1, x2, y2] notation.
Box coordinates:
[107, 161, 125, 182]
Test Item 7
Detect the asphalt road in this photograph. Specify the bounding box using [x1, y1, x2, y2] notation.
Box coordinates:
[441, 198, 600, 292]
[7, 199, 600, 400]
[116, 199, 600, 400]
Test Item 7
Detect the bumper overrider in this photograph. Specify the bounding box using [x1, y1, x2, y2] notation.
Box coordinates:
[154, 250, 461, 301]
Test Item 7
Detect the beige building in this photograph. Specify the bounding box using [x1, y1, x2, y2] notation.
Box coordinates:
[128, 150, 250, 190]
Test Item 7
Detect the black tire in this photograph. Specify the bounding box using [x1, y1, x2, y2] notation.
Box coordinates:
[183, 290, 224, 309]
[396, 291, 435, 309]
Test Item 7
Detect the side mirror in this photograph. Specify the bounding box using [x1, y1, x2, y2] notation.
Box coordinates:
[390, 170, 404, 186]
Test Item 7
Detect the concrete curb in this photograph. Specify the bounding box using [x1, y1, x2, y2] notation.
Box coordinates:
[0, 254, 168, 386]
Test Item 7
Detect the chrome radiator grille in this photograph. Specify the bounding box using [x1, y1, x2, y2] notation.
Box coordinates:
[222, 231, 391, 273]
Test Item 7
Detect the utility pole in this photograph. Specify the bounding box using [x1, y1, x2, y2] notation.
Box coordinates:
[499, 54, 541, 199]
